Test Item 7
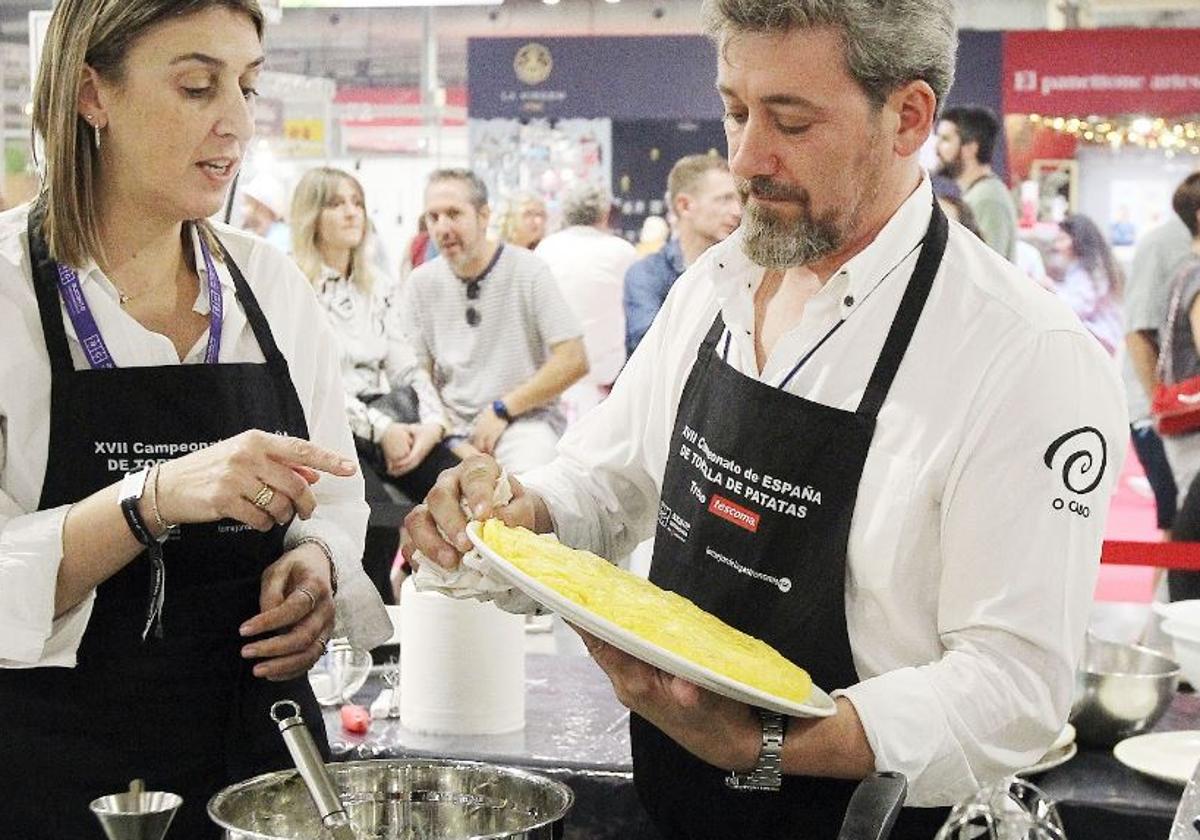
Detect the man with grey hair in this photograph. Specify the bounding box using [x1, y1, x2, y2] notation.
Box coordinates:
[536, 181, 637, 421]
[403, 2, 1125, 836]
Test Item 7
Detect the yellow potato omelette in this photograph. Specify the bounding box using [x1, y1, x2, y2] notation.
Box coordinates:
[480, 519, 813, 704]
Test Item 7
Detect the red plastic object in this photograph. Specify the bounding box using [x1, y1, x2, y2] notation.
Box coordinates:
[340, 704, 370, 734]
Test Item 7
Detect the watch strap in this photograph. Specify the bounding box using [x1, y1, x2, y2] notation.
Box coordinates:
[725, 709, 785, 792]
[118, 467, 169, 641]
[119, 467, 159, 548]
[492, 399, 512, 422]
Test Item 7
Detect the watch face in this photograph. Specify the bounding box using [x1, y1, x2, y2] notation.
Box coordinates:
[119, 465, 150, 501]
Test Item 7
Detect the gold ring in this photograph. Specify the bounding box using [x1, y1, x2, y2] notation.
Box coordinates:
[252, 484, 275, 509]
[316, 635, 330, 651]
[297, 585, 318, 612]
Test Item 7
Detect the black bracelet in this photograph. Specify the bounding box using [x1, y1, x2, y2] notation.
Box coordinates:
[118, 468, 158, 549]
[120, 500, 157, 548]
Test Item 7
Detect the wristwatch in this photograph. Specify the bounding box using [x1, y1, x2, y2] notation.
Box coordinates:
[725, 709, 786, 792]
[492, 398, 513, 422]
[119, 466, 166, 547]
[119, 466, 170, 640]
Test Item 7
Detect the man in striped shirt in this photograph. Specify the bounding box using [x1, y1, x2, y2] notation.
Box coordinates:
[403, 169, 589, 475]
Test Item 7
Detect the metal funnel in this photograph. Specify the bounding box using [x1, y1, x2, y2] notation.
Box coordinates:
[89, 789, 182, 840]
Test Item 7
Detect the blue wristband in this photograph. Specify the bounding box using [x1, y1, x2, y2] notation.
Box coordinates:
[492, 399, 513, 422]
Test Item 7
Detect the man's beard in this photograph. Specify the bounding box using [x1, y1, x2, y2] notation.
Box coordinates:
[737, 148, 884, 270]
[936, 151, 963, 180]
[738, 179, 843, 269]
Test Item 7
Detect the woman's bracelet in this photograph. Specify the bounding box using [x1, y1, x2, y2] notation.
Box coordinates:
[294, 536, 338, 596]
[148, 462, 178, 535]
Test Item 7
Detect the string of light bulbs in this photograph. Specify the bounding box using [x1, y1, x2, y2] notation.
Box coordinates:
[1026, 113, 1200, 157]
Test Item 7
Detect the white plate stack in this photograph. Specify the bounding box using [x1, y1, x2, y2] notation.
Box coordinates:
[398, 576, 526, 735]
[1017, 724, 1078, 777]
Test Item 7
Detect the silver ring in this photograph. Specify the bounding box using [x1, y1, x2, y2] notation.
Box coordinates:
[296, 585, 318, 612]
[252, 484, 275, 509]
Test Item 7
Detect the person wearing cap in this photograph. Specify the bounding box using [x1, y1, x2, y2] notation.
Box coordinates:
[402, 1, 1125, 837]
[0, 2, 388, 837]
[240, 169, 291, 253]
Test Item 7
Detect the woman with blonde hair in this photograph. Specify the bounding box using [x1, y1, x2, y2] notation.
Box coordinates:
[499, 191, 548, 250]
[0, 2, 388, 836]
[291, 166, 462, 505]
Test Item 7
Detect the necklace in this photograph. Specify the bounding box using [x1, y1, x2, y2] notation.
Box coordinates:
[110, 258, 190, 307]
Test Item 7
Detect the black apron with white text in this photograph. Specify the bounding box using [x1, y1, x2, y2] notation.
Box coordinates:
[631, 200, 950, 840]
[0, 208, 327, 840]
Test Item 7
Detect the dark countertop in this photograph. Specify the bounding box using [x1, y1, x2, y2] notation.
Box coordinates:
[323, 654, 1199, 839]
[327, 653, 631, 772]
[1034, 691, 1200, 837]
[325, 653, 655, 840]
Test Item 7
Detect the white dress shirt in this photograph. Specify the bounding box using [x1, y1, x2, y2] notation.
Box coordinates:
[535, 226, 637, 386]
[313, 266, 449, 441]
[521, 177, 1128, 805]
[0, 203, 389, 667]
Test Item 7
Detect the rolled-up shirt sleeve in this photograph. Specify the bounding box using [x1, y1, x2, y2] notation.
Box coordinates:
[521, 285, 678, 560]
[0, 498, 93, 666]
[839, 329, 1127, 805]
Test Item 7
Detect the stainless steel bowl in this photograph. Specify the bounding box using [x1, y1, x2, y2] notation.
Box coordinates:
[208, 759, 573, 840]
[1069, 635, 1180, 748]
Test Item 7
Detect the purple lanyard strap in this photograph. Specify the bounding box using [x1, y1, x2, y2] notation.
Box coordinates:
[55, 230, 224, 369]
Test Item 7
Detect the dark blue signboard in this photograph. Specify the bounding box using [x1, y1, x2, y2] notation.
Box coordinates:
[468, 36, 724, 121]
[945, 30, 1007, 181]
[469, 30, 1007, 182]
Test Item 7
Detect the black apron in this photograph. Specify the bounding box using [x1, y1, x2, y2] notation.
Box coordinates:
[631, 199, 951, 840]
[0, 209, 328, 840]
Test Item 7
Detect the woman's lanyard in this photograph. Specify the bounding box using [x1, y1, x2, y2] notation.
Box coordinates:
[721, 238, 926, 391]
[55, 232, 224, 369]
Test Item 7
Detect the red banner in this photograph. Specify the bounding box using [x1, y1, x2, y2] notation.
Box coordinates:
[1004, 28, 1200, 117]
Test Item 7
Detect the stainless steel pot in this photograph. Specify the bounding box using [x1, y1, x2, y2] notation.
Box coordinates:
[208, 758, 574, 840]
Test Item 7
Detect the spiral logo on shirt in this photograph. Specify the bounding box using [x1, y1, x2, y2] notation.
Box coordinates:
[1043, 426, 1107, 495]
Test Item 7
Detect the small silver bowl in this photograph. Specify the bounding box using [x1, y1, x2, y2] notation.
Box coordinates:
[1069, 635, 1180, 748]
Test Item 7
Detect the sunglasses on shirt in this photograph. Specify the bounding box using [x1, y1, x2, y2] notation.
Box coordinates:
[466, 279, 481, 327]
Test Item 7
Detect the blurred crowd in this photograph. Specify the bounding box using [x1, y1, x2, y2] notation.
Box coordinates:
[235, 152, 744, 519]
[236, 115, 1200, 589]
[931, 105, 1200, 591]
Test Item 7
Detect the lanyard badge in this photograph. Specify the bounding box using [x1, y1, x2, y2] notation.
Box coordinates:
[55, 231, 225, 369]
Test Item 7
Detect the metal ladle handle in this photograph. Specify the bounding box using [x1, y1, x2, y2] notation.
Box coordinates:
[270, 700, 354, 837]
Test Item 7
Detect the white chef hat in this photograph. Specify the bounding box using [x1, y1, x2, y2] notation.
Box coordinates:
[241, 172, 288, 220]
